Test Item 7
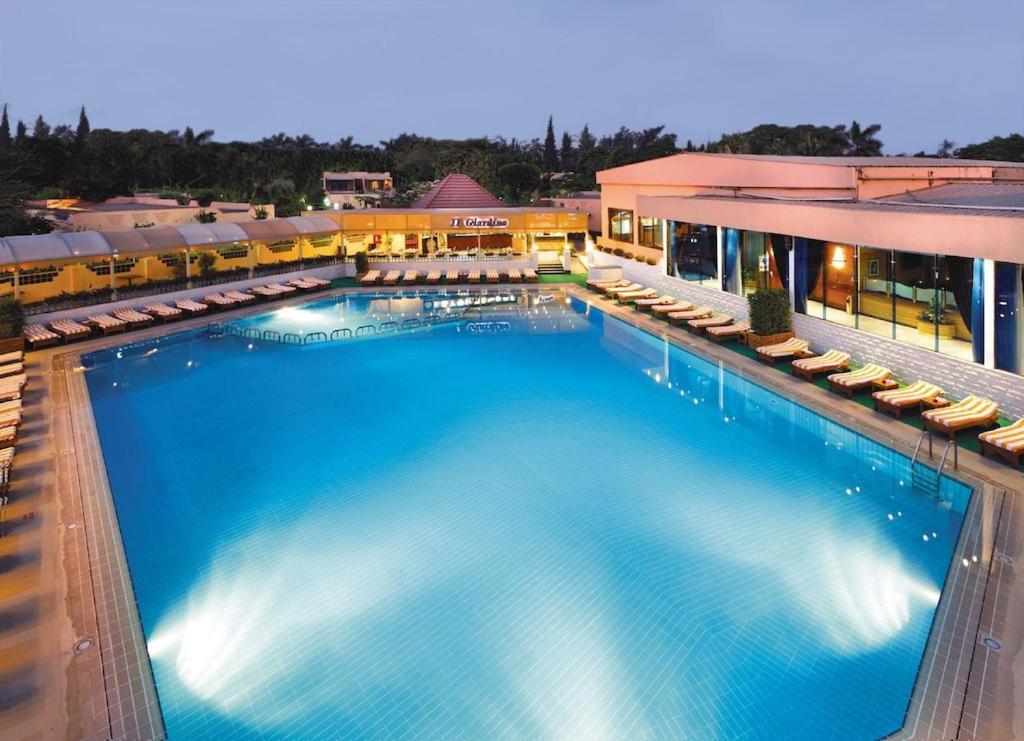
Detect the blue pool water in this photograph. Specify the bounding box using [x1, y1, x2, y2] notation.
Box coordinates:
[84, 289, 970, 739]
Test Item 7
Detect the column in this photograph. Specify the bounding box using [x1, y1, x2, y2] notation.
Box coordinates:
[185, 249, 192, 288]
[788, 241, 796, 307]
[716, 227, 725, 292]
[12, 268, 19, 301]
[983, 258, 995, 368]
[247, 243, 255, 280]
[661, 220, 669, 269]
[109, 256, 116, 297]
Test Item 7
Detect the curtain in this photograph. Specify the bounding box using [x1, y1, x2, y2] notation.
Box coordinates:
[945, 256, 985, 363]
[802, 239, 825, 314]
[770, 233, 789, 290]
[971, 258, 986, 364]
[995, 261, 1023, 373]
[793, 237, 808, 313]
[723, 228, 740, 294]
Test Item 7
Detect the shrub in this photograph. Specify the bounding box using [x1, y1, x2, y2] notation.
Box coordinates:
[354, 251, 370, 274]
[195, 209, 217, 224]
[196, 251, 217, 277]
[623, 251, 634, 260]
[0, 297, 26, 340]
[747, 288, 792, 336]
[612, 247, 625, 257]
[646, 257, 659, 265]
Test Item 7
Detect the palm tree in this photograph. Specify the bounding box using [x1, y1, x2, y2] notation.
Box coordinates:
[846, 121, 883, 156]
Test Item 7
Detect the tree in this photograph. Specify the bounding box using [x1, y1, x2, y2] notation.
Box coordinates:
[32, 115, 50, 139]
[0, 105, 9, 147]
[543, 116, 558, 172]
[560, 131, 574, 171]
[955, 134, 1024, 162]
[578, 124, 595, 154]
[14, 120, 26, 144]
[195, 209, 217, 223]
[497, 161, 540, 203]
[846, 121, 883, 156]
[196, 251, 216, 276]
[75, 105, 90, 146]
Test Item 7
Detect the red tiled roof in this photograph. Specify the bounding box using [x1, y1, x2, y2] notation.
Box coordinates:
[412, 174, 504, 209]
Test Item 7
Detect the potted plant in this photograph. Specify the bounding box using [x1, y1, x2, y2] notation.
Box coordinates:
[354, 251, 370, 276]
[916, 296, 957, 338]
[0, 296, 27, 353]
[745, 288, 794, 348]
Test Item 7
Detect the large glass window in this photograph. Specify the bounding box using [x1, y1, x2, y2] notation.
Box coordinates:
[995, 261, 1023, 374]
[935, 255, 977, 362]
[737, 231, 786, 296]
[855, 246, 895, 339]
[667, 222, 718, 286]
[638, 217, 664, 249]
[608, 208, 633, 243]
[823, 243, 856, 327]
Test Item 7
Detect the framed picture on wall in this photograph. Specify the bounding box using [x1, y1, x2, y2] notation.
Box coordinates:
[868, 258, 880, 278]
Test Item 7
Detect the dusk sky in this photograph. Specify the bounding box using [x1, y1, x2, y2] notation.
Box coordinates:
[2, 0, 1021, 154]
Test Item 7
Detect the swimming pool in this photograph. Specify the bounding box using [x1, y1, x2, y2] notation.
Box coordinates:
[84, 288, 970, 739]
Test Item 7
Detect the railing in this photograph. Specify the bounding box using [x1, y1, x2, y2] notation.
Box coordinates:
[206, 310, 467, 347]
[365, 252, 531, 263]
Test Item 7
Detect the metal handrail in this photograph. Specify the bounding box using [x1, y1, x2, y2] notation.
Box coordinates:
[330, 328, 352, 341]
[379, 321, 398, 334]
[355, 325, 377, 337]
[938, 439, 958, 473]
[282, 332, 301, 345]
[304, 331, 328, 345]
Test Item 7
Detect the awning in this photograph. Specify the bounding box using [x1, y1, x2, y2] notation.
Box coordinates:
[237, 219, 300, 241]
[0, 240, 17, 267]
[285, 215, 338, 235]
[59, 231, 114, 258]
[99, 228, 151, 255]
[3, 234, 76, 263]
[140, 226, 188, 251]
[175, 222, 250, 246]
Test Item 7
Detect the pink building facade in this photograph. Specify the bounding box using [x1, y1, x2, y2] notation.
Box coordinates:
[595, 153, 1024, 382]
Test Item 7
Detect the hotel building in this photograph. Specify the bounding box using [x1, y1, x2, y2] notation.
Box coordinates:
[593, 153, 1024, 408]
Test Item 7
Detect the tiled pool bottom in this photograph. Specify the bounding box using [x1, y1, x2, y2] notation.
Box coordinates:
[83, 292, 971, 739]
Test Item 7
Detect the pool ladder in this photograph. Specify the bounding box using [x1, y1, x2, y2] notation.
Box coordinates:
[910, 430, 956, 497]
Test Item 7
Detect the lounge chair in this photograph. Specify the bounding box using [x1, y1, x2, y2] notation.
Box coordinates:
[0, 426, 16, 448]
[401, 270, 419, 285]
[0, 408, 21, 428]
[604, 282, 643, 298]
[0, 399, 22, 417]
[86, 314, 128, 335]
[507, 268, 522, 283]
[791, 349, 851, 380]
[635, 295, 676, 310]
[382, 270, 401, 286]
[224, 291, 257, 304]
[203, 293, 236, 309]
[0, 363, 22, 379]
[826, 363, 891, 396]
[684, 313, 732, 334]
[872, 380, 944, 418]
[444, 268, 461, 283]
[145, 303, 182, 322]
[0, 374, 27, 401]
[24, 324, 60, 348]
[755, 337, 811, 364]
[668, 306, 713, 324]
[587, 277, 627, 291]
[617, 288, 659, 304]
[175, 299, 209, 315]
[113, 308, 155, 329]
[979, 418, 1024, 467]
[0, 351, 23, 365]
[706, 320, 752, 343]
[468, 269, 481, 284]
[486, 269, 500, 284]
[249, 285, 280, 300]
[922, 395, 999, 440]
[287, 279, 316, 291]
[50, 319, 90, 341]
[359, 270, 382, 286]
[651, 300, 694, 317]
[425, 270, 442, 284]
[267, 283, 297, 294]
[523, 268, 538, 282]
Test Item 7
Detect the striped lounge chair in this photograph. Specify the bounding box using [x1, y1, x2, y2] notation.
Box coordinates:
[686, 314, 733, 334]
[755, 337, 811, 364]
[790, 350, 850, 380]
[706, 320, 751, 343]
[979, 418, 1024, 467]
[827, 364, 891, 397]
[113, 308, 155, 329]
[871, 380, 944, 418]
[24, 324, 60, 348]
[922, 395, 999, 440]
[359, 270, 382, 286]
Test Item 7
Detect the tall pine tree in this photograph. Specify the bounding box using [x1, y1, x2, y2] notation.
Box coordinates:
[14, 120, 26, 144]
[560, 131, 574, 171]
[0, 105, 9, 147]
[75, 105, 90, 145]
[543, 116, 558, 172]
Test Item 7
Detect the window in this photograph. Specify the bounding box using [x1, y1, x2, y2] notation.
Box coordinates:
[667, 222, 718, 286]
[88, 259, 138, 275]
[608, 208, 633, 243]
[855, 245, 895, 340]
[19, 267, 59, 285]
[218, 246, 248, 260]
[994, 262, 1023, 374]
[267, 240, 295, 253]
[309, 235, 333, 249]
[638, 217, 664, 249]
[159, 253, 183, 268]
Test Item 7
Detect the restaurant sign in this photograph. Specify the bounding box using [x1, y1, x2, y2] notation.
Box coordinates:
[451, 216, 509, 229]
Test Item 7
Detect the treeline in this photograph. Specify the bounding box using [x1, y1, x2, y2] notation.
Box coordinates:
[0, 103, 1020, 239]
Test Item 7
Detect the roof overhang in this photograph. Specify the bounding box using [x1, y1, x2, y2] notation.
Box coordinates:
[637, 195, 1024, 262]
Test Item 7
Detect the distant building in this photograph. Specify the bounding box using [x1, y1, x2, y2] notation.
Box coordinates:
[322, 171, 393, 209]
[539, 191, 601, 233]
[25, 196, 271, 231]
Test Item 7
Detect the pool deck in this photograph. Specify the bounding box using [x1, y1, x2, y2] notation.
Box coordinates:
[0, 282, 1020, 740]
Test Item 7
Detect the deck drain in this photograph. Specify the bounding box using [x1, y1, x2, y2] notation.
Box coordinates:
[980, 634, 1002, 652]
[994, 553, 1014, 566]
[74, 638, 94, 653]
